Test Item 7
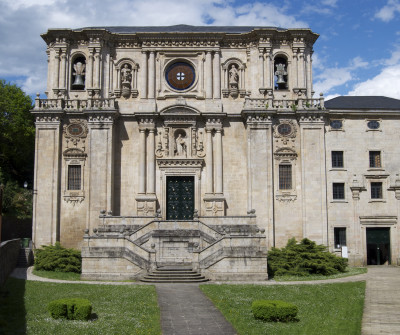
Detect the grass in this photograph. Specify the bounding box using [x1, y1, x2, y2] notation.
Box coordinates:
[272, 267, 367, 282]
[32, 269, 82, 281]
[0, 278, 161, 335]
[200, 281, 366, 335]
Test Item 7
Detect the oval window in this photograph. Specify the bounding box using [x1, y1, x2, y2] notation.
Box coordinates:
[367, 120, 380, 130]
[277, 123, 292, 136]
[330, 120, 343, 129]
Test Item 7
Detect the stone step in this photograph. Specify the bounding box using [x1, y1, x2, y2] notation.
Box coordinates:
[140, 267, 209, 283]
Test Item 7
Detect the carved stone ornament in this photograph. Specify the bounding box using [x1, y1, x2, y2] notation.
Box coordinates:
[276, 193, 297, 203]
[63, 192, 85, 206]
[273, 120, 297, 139]
[274, 147, 297, 161]
[63, 119, 88, 147]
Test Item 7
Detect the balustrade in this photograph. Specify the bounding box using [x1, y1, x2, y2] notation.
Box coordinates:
[34, 95, 117, 111]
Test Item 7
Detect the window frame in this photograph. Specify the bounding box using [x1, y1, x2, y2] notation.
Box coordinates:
[332, 182, 345, 200]
[369, 151, 382, 168]
[279, 164, 292, 190]
[334, 227, 347, 249]
[331, 151, 344, 168]
[371, 182, 383, 199]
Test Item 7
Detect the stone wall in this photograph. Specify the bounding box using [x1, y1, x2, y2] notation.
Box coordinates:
[0, 239, 20, 287]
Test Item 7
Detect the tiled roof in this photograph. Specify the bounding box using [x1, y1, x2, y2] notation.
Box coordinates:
[325, 96, 400, 110]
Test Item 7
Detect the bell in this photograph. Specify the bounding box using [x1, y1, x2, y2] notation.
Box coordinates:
[72, 74, 84, 88]
[276, 74, 286, 84]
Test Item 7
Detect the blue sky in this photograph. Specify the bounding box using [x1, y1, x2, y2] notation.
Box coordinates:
[0, 0, 400, 100]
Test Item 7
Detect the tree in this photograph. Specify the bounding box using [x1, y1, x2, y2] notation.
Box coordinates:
[0, 80, 35, 218]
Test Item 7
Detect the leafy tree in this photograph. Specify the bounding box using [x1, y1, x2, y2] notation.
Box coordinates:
[0, 80, 35, 218]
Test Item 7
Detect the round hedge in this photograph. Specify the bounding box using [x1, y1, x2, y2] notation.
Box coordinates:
[48, 298, 92, 321]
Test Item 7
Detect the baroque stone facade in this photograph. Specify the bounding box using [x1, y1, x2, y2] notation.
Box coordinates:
[32, 25, 400, 280]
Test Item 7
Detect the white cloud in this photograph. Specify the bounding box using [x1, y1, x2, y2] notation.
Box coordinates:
[0, 0, 307, 95]
[313, 56, 369, 95]
[375, 0, 400, 22]
[348, 64, 400, 99]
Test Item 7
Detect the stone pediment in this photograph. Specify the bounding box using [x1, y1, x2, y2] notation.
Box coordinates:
[157, 158, 204, 169]
[273, 147, 297, 160]
[63, 148, 87, 158]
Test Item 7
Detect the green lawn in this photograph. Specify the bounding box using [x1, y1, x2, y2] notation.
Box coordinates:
[273, 267, 367, 282]
[0, 278, 161, 335]
[32, 269, 82, 281]
[200, 281, 366, 335]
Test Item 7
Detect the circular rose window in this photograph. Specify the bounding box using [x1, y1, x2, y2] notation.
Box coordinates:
[166, 62, 195, 91]
[277, 123, 292, 136]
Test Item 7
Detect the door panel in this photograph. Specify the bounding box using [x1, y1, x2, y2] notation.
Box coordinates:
[366, 227, 390, 265]
[166, 176, 194, 220]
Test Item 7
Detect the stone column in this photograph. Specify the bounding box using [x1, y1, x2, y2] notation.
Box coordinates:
[141, 52, 148, 99]
[213, 51, 221, 99]
[53, 49, 60, 94]
[205, 51, 213, 99]
[298, 48, 305, 88]
[87, 49, 94, 89]
[205, 128, 213, 194]
[148, 51, 155, 99]
[93, 49, 99, 89]
[259, 49, 264, 89]
[138, 128, 146, 194]
[32, 112, 63, 247]
[292, 50, 298, 88]
[59, 50, 67, 92]
[215, 128, 223, 194]
[147, 128, 156, 194]
[265, 50, 271, 88]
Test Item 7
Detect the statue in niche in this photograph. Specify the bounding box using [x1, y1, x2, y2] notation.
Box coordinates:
[275, 63, 287, 86]
[229, 64, 239, 88]
[121, 64, 132, 98]
[175, 133, 187, 157]
[121, 64, 132, 83]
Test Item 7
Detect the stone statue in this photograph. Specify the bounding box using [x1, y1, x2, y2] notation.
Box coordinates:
[121, 64, 132, 84]
[229, 64, 239, 88]
[175, 134, 186, 156]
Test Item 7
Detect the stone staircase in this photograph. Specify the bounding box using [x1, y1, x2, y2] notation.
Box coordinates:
[140, 266, 209, 283]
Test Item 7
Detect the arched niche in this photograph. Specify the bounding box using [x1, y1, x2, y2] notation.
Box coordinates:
[114, 58, 139, 98]
[273, 53, 289, 90]
[221, 58, 246, 98]
[70, 53, 87, 91]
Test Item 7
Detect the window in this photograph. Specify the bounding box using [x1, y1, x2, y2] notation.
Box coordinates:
[371, 182, 383, 199]
[369, 151, 381, 168]
[334, 228, 346, 248]
[332, 151, 344, 168]
[68, 165, 81, 190]
[279, 165, 292, 190]
[333, 183, 345, 199]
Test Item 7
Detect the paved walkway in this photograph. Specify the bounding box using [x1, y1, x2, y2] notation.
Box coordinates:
[361, 266, 400, 335]
[10, 266, 400, 334]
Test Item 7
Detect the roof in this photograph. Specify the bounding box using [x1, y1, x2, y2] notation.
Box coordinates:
[325, 96, 400, 110]
[73, 25, 288, 34]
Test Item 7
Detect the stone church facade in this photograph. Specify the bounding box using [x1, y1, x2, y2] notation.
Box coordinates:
[32, 25, 400, 280]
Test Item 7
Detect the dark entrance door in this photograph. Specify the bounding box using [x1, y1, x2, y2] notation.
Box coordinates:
[166, 176, 194, 220]
[366, 227, 391, 265]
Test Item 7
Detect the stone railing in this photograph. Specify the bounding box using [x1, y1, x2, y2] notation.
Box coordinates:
[0, 239, 20, 287]
[34, 94, 117, 111]
[244, 93, 325, 111]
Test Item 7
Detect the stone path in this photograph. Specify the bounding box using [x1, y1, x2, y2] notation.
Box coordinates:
[156, 284, 237, 335]
[361, 266, 400, 335]
[10, 266, 400, 334]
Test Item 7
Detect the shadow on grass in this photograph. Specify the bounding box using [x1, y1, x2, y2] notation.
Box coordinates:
[0, 275, 27, 334]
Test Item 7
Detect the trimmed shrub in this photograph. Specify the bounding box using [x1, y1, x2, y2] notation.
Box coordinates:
[252, 300, 298, 322]
[34, 242, 81, 273]
[268, 238, 348, 277]
[48, 298, 92, 321]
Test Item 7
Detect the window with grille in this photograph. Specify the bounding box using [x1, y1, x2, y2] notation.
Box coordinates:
[369, 151, 381, 168]
[371, 182, 382, 199]
[332, 151, 344, 168]
[334, 228, 346, 248]
[333, 183, 345, 199]
[279, 164, 292, 190]
[68, 165, 81, 190]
